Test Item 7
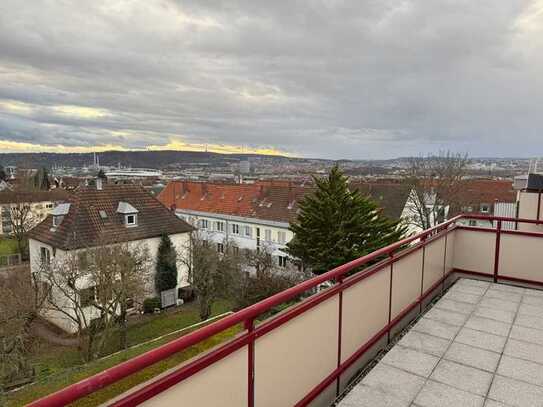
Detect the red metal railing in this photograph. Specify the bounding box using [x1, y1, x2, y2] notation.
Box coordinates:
[28, 214, 543, 407]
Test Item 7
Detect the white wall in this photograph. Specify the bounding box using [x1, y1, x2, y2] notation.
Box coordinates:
[29, 231, 191, 333]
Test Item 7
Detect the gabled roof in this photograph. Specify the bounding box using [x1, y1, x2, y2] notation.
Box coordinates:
[157, 181, 411, 224]
[29, 184, 193, 250]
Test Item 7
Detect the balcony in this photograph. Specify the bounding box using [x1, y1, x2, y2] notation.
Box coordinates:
[29, 214, 543, 407]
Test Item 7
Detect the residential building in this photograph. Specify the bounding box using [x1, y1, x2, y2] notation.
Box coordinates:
[0, 189, 70, 235]
[28, 183, 193, 333]
[157, 181, 411, 270]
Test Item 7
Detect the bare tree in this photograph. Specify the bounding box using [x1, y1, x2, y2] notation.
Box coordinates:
[180, 233, 242, 320]
[403, 151, 469, 230]
[8, 200, 39, 260]
[35, 242, 151, 361]
[0, 268, 47, 388]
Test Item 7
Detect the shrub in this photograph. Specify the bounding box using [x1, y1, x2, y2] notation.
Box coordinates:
[143, 297, 161, 314]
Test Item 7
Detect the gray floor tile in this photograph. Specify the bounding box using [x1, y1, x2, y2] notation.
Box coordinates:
[398, 331, 451, 357]
[455, 327, 507, 353]
[484, 289, 522, 303]
[444, 290, 482, 304]
[362, 364, 425, 403]
[341, 384, 409, 407]
[444, 342, 501, 372]
[430, 359, 493, 396]
[479, 297, 518, 312]
[424, 307, 469, 327]
[488, 375, 543, 407]
[489, 283, 525, 295]
[510, 325, 543, 347]
[473, 306, 516, 324]
[435, 298, 476, 315]
[458, 279, 491, 289]
[465, 315, 511, 336]
[521, 295, 543, 307]
[497, 355, 543, 387]
[453, 284, 488, 296]
[504, 338, 543, 365]
[381, 345, 440, 377]
[413, 318, 461, 340]
[484, 400, 510, 407]
[414, 380, 484, 407]
[514, 313, 543, 331]
[517, 303, 543, 317]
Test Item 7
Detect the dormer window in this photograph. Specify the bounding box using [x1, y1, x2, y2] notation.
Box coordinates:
[117, 201, 139, 228]
[51, 203, 70, 229]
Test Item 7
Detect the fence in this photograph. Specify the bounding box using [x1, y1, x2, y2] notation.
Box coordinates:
[28, 214, 543, 407]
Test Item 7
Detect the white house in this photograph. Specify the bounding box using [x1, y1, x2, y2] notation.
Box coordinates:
[28, 182, 193, 333]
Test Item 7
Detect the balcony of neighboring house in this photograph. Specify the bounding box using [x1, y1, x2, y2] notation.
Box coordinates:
[28, 190, 543, 407]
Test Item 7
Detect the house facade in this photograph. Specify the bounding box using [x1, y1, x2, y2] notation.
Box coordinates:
[157, 180, 412, 270]
[0, 189, 70, 236]
[28, 183, 193, 333]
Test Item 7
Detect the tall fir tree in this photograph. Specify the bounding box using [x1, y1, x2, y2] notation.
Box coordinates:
[287, 165, 407, 275]
[155, 233, 178, 292]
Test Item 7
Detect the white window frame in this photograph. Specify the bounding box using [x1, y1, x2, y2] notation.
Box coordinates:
[265, 229, 272, 242]
[231, 223, 240, 235]
[244, 225, 252, 238]
[215, 221, 225, 232]
[125, 213, 138, 227]
[277, 231, 287, 244]
[40, 247, 51, 265]
[480, 204, 490, 214]
[199, 219, 209, 229]
[278, 256, 288, 268]
[217, 242, 224, 254]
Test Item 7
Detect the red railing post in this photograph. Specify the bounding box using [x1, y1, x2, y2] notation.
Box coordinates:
[493, 220, 502, 283]
[244, 318, 255, 407]
[419, 235, 427, 313]
[336, 275, 344, 396]
[387, 253, 394, 344]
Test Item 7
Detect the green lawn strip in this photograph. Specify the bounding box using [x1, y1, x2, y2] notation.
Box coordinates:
[6, 325, 241, 406]
[0, 238, 18, 256]
[30, 299, 233, 378]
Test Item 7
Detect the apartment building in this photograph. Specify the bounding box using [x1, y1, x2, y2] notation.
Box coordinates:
[157, 181, 412, 270]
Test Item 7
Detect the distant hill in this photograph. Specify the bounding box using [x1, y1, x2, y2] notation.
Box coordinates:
[0, 150, 295, 169]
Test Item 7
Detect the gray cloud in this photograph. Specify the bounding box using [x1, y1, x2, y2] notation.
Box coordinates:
[0, 0, 542, 158]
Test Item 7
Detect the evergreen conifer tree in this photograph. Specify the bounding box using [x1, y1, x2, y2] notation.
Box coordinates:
[287, 165, 406, 275]
[155, 233, 178, 292]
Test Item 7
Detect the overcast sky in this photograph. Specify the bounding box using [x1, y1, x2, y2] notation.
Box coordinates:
[0, 1, 542, 159]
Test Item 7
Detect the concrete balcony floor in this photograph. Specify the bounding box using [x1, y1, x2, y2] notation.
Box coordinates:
[338, 278, 543, 407]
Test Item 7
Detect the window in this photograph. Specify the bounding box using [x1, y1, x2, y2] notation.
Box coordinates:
[231, 223, 240, 234]
[277, 231, 287, 244]
[278, 256, 288, 268]
[232, 246, 239, 255]
[480, 204, 490, 214]
[125, 214, 137, 226]
[199, 219, 209, 229]
[79, 286, 96, 307]
[99, 210, 108, 219]
[52, 215, 64, 227]
[244, 225, 252, 238]
[217, 243, 224, 254]
[265, 229, 272, 241]
[46, 203, 54, 209]
[40, 247, 51, 265]
[215, 221, 225, 232]
[468, 220, 477, 227]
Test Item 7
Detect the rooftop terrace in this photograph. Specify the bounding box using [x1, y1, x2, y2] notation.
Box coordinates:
[338, 278, 543, 407]
[28, 189, 543, 407]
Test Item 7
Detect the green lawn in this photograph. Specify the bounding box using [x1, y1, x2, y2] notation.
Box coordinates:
[0, 238, 18, 256]
[5, 299, 235, 406]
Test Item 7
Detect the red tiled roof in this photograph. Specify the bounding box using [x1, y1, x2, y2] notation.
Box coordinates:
[157, 181, 411, 224]
[448, 179, 516, 216]
[28, 184, 193, 250]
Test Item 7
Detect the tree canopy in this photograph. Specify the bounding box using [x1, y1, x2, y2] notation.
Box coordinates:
[287, 165, 407, 275]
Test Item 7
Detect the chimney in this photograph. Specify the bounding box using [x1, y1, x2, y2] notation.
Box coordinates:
[96, 177, 103, 190]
